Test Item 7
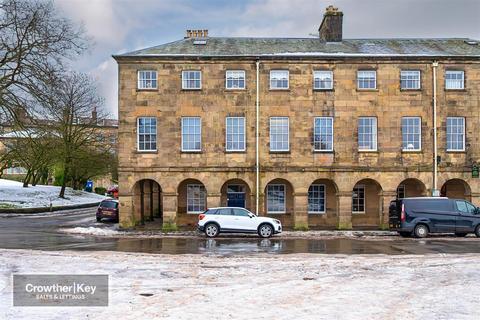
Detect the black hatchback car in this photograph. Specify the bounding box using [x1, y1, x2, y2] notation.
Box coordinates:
[389, 197, 480, 238]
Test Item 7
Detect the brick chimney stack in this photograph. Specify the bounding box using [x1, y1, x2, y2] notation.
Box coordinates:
[318, 5, 343, 42]
[185, 29, 209, 39]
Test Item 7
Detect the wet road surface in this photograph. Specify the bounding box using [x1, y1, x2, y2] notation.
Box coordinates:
[1, 208, 480, 255]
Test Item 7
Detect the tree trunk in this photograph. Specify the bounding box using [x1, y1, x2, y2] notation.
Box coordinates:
[59, 163, 69, 198]
[23, 170, 31, 188]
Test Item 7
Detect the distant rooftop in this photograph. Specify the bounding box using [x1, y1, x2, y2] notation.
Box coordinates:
[115, 37, 480, 59]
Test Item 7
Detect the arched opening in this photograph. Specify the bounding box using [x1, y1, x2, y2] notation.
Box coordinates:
[307, 179, 338, 229]
[132, 179, 162, 225]
[441, 179, 471, 201]
[177, 179, 207, 227]
[220, 179, 252, 211]
[352, 179, 382, 229]
[396, 178, 427, 198]
[264, 178, 294, 227]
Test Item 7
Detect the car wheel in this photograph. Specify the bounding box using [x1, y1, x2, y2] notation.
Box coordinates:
[205, 223, 219, 238]
[258, 224, 273, 238]
[454, 233, 468, 237]
[475, 225, 480, 238]
[399, 231, 411, 237]
[414, 224, 428, 238]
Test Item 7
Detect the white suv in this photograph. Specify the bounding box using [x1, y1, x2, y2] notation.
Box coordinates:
[197, 207, 282, 238]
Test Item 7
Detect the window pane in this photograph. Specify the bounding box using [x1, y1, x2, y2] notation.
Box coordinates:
[226, 70, 246, 89]
[313, 71, 333, 89]
[314, 117, 333, 151]
[402, 117, 421, 150]
[270, 70, 289, 89]
[446, 117, 465, 151]
[182, 71, 202, 89]
[137, 117, 157, 151]
[352, 185, 365, 212]
[187, 184, 206, 213]
[182, 117, 201, 151]
[226, 117, 246, 151]
[445, 71, 464, 89]
[308, 184, 326, 213]
[400, 70, 420, 89]
[357, 70, 376, 89]
[267, 185, 286, 213]
[358, 117, 377, 150]
[138, 71, 157, 89]
[270, 117, 289, 151]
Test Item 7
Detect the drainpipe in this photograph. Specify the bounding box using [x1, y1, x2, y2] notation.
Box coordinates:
[432, 61, 439, 196]
[255, 59, 260, 214]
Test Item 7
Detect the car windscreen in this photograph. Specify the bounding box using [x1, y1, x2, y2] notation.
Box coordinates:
[101, 201, 118, 209]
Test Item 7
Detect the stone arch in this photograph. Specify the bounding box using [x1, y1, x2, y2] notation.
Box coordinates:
[132, 179, 162, 225]
[441, 179, 472, 201]
[396, 178, 427, 198]
[220, 179, 252, 211]
[351, 178, 383, 229]
[264, 178, 294, 227]
[307, 179, 338, 229]
[177, 178, 207, 227]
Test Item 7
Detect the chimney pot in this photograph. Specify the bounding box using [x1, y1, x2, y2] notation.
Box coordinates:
[185, 29, 209, 39]
[318, 5, 343, 42]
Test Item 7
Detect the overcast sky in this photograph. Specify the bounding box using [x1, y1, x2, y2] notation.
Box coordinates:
[55, 0, 480, 119]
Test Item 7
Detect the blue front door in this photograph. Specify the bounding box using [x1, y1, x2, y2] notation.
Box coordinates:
[227, 185, 246, 208]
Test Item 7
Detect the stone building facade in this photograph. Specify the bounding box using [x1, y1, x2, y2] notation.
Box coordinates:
[114, 7, 480, 230]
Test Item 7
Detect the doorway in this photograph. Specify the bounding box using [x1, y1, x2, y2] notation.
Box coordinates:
[227, 185, 246, 208]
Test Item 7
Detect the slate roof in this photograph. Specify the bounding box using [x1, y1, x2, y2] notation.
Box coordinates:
[115, 37, 480, 58]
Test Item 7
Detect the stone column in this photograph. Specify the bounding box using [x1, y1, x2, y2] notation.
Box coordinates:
[380, 191, 397, 229]
[336, 191, 352, 230]
[293, 192, 309, 230]
[471, 193, 480, 206]
[119, 195, 135, 229]
[257, 193, 265, 216]
[162, 192, 177, 230]
[207, 193, 221, 209]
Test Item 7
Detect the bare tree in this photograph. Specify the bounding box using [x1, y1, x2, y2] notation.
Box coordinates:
[36, 72, 107, 198]
[0, 0, 88, 120]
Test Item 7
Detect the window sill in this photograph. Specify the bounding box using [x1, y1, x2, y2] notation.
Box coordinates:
[267, 212, 285, 214]
[136, 88, 158, 92]
[313, 150, 334, 153]
[356, 89, 378, 92]
[352, 211, 365, 215]
[313, 88, 334, 92]
[225, 88, 246, 91]
[135, 150, 158, 154]
[226, 150, 246, 153]
[187, 212, 203, 215]
[181, 88, 202, 91]
[270, 151, 291, 154]
[269, 88, 290, 91]
[446, 150, 466, 153]
[445, 89, 466, 92]
[402, 150, 422, 153]
[181, 150, 203, 154]
[358, 150, 379, 153]
[308, 212, 326, 215]
[400, 89, 422, 92]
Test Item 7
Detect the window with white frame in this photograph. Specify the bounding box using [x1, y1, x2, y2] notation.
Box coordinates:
[137, 70, 157, 89]
[226, 70, 245, 89]
[313, 70, 333, 89]
[308, 184, 326, 213]
[397, 185, 405, 199]
[314, 117, 334, 151]
[445, 70, 464, 90]
[357, 70, 376, 89]
[270, 70, 289, 89]
[137, 117, 157, 151]
[352, 185, 365, 213]
[270, 117, 289, 151]
[400, 70, 421, 90]
[226, 117, 245, 151]
[187, 184, 206, 213]
[446, 117, 465, 151]
[358, 117, 377, 151]
[181, 117, 201, 151]
[267, 184, 286, 213]
[402, 117, 421, 151]
[182, 70, 202, 89]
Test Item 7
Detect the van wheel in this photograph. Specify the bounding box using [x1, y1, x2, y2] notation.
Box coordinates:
[399, 232, 411, 237]
[475, 225, 480, 238]
[414, 224, 428, 238]
[454, 233, 467, 237]
[205, 223, 219, 238]
[258, 224, 273, 238]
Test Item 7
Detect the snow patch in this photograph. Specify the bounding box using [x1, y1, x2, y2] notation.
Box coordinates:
[62, 226, 123, 236]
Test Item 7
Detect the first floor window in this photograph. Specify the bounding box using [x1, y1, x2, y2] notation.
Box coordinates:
[445, 70, 464, 90]
[357, 70, 376, 89]
[270, 70, 289, 89]
[187, 184, 206, 213]
[446, 117, 465, 151]
[358, 117, 377, 151]
[182, 117, 201, 151]
[402, 117, 421, 151]
[226, 70, 245, 89]
[137, 117, 157, 151]
[308, 184, 326, 213]
[314, 117, 333, 151]
[313, 70, 333, 89]
[182, 70, 201, 89]
[138, 70, 157, 89]
[226, 117, 245, 151]
[352, 185, 365, 213]
[400, 70, 421, 90]
[270, 117, 289, 151]
[267, 184, 285, 213]
[397, 185, 405, 199]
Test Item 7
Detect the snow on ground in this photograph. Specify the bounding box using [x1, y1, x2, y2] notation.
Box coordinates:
[1, 249, 478, 320]
[0, 179, 106, 208]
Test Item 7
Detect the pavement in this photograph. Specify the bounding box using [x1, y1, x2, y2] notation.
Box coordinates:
[1, 207, 480, 255]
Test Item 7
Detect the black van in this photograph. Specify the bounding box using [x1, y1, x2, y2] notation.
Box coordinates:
[389, 197, 480, 238]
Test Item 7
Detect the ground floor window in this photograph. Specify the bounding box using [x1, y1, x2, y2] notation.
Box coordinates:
[187, 184, 206, 213]
[352, 185, 365, 213]
[397, 184, 405, 199]
[267, 184, 285, 213]
[308, 184, 326, 213]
